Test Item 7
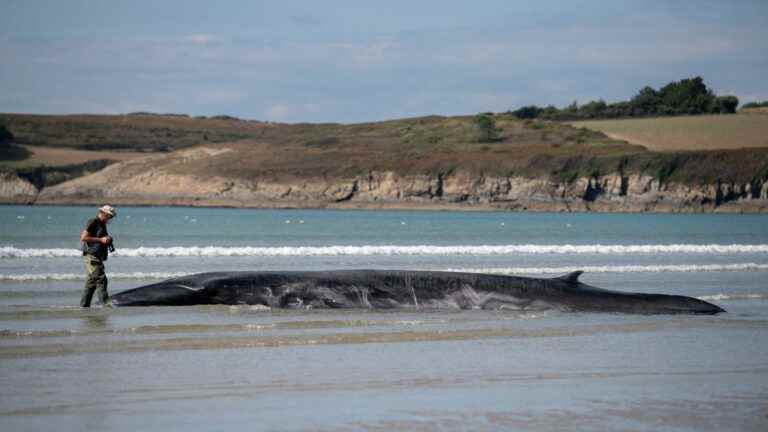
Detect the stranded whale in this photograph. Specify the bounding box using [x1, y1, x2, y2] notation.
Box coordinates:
[110, 270, 725, 314]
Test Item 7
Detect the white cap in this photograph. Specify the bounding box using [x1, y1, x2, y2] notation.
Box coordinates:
[98, 205, 117, 217]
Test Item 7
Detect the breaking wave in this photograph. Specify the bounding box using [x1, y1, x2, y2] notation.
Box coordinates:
[2, 244, 768, 258]
[697, 293, 768, 301]
[2, 263, 767, 282]
[0, 272, 189, 282]
[449, 263, 768, 275]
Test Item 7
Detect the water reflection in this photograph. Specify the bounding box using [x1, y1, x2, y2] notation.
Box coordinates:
[82, 313, 109, 330]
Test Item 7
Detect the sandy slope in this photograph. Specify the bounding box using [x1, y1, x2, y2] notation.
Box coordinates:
[18, 145, 147, 166]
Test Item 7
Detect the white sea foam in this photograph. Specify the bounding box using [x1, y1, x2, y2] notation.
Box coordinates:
[449, 263, 768, 275]
[0, 247, 82, 258]
[2, 244, 768, 259]
[697, 293, 768, 301]
[0, 272, 190, 282]
[2, 263, 767, 282]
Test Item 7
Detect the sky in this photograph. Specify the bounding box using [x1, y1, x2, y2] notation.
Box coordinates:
[2, 0, 767, 123]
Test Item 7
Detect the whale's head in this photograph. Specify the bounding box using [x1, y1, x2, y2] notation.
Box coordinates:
[640, 294, 726, 315]
[681, 296, 726, 314]
[110, 278, 206, 306]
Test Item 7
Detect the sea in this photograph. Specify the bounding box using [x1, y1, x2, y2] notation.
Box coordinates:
[1, 205, 767, 431]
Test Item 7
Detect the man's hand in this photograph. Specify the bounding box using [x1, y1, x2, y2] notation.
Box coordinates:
[99, 236, 112, 245]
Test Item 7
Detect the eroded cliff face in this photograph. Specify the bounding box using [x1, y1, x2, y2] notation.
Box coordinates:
[28, 171, 768, 213]
[0, 172, 38, 204]
[3, 146, 766, 212]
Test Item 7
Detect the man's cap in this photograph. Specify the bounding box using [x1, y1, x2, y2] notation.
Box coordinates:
[99, 205, 117, 217]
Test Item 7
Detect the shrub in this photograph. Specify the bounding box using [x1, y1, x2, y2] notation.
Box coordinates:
[473, 114, 501, 142]
[714, 96, 739, 114]
[511, 105, 542, 119]
[0, 124, 13, 147]
[742, 101, 768, 109]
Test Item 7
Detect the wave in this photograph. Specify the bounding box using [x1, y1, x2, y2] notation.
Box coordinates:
[3, 244, 768, 259]
[448, 263, 768, 275]
[0, 272, 189, 282]
[3, 263, 768, 282]
[697, 293, 768, 301]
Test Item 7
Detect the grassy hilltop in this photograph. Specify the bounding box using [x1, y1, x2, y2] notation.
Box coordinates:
[0, 112, 639, 181]
[1, 113, 261, 152]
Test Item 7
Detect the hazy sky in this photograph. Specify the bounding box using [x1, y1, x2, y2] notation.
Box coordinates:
[2, 0, 766, 122]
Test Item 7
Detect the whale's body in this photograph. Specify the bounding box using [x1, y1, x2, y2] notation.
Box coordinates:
[110, 270, 724, 314]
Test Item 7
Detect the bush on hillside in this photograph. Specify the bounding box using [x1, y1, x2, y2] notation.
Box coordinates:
[0, 124, 14, 146]
[473, 114, 501, 142]
[742, 101, 768, 109]
[0, 124, 30, 161]
[713, 96, 739, 114]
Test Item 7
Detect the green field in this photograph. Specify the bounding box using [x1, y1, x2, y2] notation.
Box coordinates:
[572, 114, 768, 152]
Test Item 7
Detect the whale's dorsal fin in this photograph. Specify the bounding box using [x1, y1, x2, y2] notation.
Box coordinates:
[557, 271, 583, 284]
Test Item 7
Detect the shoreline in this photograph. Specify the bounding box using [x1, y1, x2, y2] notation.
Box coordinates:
[5, 196, 766, 214]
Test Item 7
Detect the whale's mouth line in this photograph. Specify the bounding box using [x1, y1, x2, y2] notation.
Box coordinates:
[173, 284, 201, 291]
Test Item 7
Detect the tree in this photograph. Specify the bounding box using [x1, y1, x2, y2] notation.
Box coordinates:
[742, 101, 768, 109]
[579, 100, 607, 118]
[658, 76, 714, 114]
[714, 96, 739, 114]
[0, 124, 14, 147]
[0, 124, 28, 161]
[473, 113, 500, 142]
[507, 76, 736, 121]
[511, 105, 542, 119]
[541, 105, 559, 118]
[630, 86, 660, 116]
[565, 100, 579, 114]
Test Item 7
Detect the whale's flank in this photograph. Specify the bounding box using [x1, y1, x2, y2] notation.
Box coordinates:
[110, 270, 725, 315]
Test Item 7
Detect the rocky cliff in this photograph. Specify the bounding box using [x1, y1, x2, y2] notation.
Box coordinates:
[0, 171, 38, 204]
[5, 146, 764, 213]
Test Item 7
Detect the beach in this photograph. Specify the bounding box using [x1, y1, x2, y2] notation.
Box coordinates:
[1, 206, 767, 431]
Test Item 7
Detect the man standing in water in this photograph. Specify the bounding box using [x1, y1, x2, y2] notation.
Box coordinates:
[80, 205, 116, 307]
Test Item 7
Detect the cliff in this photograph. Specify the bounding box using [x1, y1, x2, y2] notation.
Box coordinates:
[0, 171, 38, 204]
[14, 145, 766, 213]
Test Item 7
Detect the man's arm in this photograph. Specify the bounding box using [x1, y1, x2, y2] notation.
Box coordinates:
[80, 229, 111, 244]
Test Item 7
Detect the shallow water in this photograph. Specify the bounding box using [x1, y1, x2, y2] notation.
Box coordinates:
[1, 206, 767, 431]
